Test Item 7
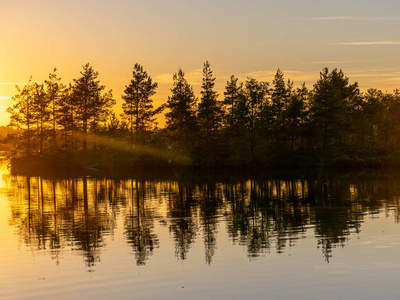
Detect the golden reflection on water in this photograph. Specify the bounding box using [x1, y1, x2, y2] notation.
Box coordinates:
[3, 167, 400, 299]
[4, 169, 400, 265]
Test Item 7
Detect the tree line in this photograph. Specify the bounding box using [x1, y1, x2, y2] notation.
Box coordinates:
[7, 62, 400, 167]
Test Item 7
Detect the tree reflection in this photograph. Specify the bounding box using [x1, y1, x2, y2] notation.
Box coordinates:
[124, 179, 159, 265]
[166, 181, 198, 260]
[8, 175, 117, 267]
[198, 181, 222, 265]
[7, 170, 400, 266]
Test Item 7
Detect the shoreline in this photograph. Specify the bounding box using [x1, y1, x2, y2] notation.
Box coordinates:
[8, 152, 400, 179]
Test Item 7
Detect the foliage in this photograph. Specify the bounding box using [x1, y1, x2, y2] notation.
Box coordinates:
[7, 64, 400, 168]
[309, 68, 361, 155]
[122, 63, 159, 143]
[165, 69, 198, 154]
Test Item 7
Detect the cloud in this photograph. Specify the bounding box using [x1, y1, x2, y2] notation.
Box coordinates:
[0, 82, 25, 85]
[153, 73, 172, 85]
[376, 77, 400, 82]
[348, 73, 400, 78]
[307, 60, 379, 64]
[312, 16, 400, 21]
[334, 41, 400, 46]
[242, 70, 276, 78]
[184, 69, 203, 85]
[154, 69, 203, 86]
[239, 70, 317, 84]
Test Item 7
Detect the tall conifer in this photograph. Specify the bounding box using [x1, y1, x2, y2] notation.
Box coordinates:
[122, 64, 158, 143]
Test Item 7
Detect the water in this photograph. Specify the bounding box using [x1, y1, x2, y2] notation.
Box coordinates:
[2, 163, 400, 299]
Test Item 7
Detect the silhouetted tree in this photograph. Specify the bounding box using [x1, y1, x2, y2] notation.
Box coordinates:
[284, 83, 308, 151]
[196, 61, 223, 162]
[165, 69, 198, 154]
[198, 61, 222, 140]
[32, 82, 50, 154]
[9, 63, 400, 167]
[44, 69, 64, 149]
[71, 63, 115, 151]
[122, 64, 159, 143]
[57, 84, 78, 150]
[271, 69, 291, 123]
[223, 75, 242, 127]
[232, 78, 270, 164]
[270, 69, 293, 148]
[7, 78, 35, 155]
[309, 68, 361, 155]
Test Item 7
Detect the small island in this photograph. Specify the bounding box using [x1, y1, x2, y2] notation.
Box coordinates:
[5, 62, 400, 175]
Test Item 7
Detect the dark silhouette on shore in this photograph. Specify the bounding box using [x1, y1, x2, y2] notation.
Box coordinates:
[5, 62, 400, 169]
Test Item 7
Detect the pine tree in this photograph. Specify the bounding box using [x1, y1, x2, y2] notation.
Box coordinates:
[122, 63, 159, 143]
[198, 61, 222, 140]
[223, 75, 242, 127]
[165, 69, 198, 152]
[284, 83, 308, 151]
[32, 82, 50, 154]
[44, 69, 64, 149]
[232, 78, 269, 163]
[271, 69, 292, 124]
[71, 63, 115, 151]
[7, 78, 35, 155]
[271, 69, 287, 122]
[309, 68, 360, 155]
[58, 84, 77, 150]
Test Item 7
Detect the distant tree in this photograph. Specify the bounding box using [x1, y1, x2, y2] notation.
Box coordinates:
[198, 61, 222, 147]
[105, 112, 121, 137]
[122, 64, 159, 143]
[284, 83, 308, 151]
[223, 75, 242, 127]
[309, 68, 361, 155]
[271, 69, 286, 121]
[32, 82, 50, 154]
[44, 69, 64, 149]
[58, 84, 78, 150]
[71, 63, 115, 151]
[89, 89, 114, 134]
[7, 78, 35, 155]
[378, 90, 400, 155]
[165, 69, 198, 152]
[232, 78, 269, 163]
[271, 69, 292, 122]
[270, 69, 294, 148]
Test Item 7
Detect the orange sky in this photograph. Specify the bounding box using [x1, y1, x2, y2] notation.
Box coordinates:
[1, 0, 400, 126]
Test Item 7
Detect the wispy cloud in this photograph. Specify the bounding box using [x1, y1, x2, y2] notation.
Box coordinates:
[0, 82, 25, 85]
[306, 60, 379, 64]
[153, 73, 172, 85]
[240, 70, 316, 83]
[312, 16, 400, 21]
[333, 40, 400, 46]
[378, 77, 400, 83]
[348, 72, 400, 78]
[154, 69, 203, 86]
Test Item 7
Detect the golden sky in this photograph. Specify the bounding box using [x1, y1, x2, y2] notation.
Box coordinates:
[1, 0, 400, 126]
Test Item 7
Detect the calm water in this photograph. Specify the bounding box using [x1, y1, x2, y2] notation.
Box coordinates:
[2, 163, 400, 299]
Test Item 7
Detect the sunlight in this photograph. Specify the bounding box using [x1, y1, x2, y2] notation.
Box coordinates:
[74, 132, 191, 165]
[0, 102, 11, 126]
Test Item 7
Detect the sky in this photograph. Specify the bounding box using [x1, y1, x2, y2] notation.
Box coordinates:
[1, 0, 400, 126]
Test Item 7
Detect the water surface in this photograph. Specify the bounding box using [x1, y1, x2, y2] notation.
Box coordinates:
[2, 164, 400, 299]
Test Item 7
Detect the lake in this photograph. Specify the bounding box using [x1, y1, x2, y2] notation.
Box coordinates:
[2, 162, 400, 299]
